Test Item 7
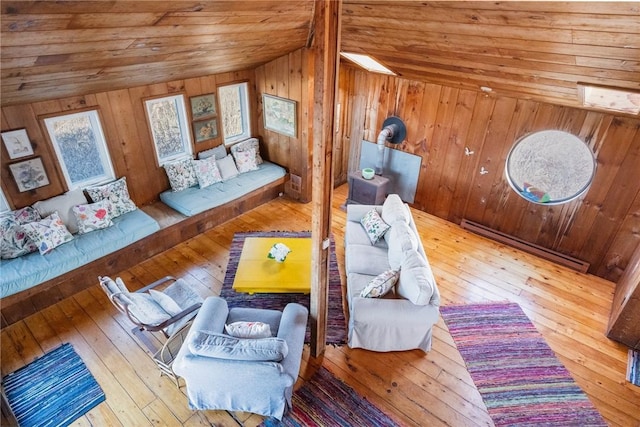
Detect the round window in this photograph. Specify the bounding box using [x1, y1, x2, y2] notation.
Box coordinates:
[505, 130, 596, 205]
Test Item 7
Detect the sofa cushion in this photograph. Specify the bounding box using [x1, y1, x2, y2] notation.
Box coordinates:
[360, 209, 390, 244]
[86, 177, 137, 218]
[198, 144, 227, 160]
[382, 194, 410, 226]
[387, 221, 418, 270]
[230, 137, 263, 165]
[192, 156, 222, 189]
[72, 200, 113, 235]
[33, 189, 87, 234]
[225, 321, 272, 339]
[345, 244, 390, 276]
[164, 157, 198, 192]
[217, 155, 239, 180]
[360, 269, 399, 298]
[397, 249, 436, 305]
[117, 292, 172, 325]
[189, 331, 288, 362]
[22, 212, 74, 255]
[233, 147, 259, 174]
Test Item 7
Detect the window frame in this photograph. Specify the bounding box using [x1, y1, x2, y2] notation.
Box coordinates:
[43, 109, 115, 190]
[218, 82, 251, 146]
[0, 189, 10, 213]
[144, 94, 193, 166]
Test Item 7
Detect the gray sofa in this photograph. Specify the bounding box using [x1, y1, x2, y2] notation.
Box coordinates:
[344, 194, 440, 352]
[172, 296, 308, 420]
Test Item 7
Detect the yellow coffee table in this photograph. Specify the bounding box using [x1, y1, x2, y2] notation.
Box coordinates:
[232, 237, 312, 294]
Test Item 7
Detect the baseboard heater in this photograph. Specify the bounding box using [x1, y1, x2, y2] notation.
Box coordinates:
[460, 219, 590, 273]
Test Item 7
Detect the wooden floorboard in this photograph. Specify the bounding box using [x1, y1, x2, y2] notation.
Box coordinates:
[2, 184, 639, 427]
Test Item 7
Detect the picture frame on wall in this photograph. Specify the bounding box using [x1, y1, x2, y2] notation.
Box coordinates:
[9, 157, 50, 192]
[193, 118, 218, 143]
[190, 93, 217, 120]
[263, 94, 297, 138]
[2, 129, 34, 159]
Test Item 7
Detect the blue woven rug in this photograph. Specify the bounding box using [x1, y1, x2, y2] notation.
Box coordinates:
[2, 343, 105, 427]
[260, 366, 398, 426]
[222, 231, 347, 345]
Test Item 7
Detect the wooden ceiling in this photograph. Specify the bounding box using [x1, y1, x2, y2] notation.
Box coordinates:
[2, 1, 639, 112]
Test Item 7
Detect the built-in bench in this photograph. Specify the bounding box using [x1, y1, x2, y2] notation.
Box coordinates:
[0, 172, 288, 326]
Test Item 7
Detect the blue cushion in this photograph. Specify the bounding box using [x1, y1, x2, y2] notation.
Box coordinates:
[188, 331, 289, 362]
[159, 161, 286, 216]
[0, 209, 160, 298]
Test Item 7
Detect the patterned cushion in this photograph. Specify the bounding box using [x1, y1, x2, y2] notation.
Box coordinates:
[192, 156, 222, 188]
[163, 158, 198, 192]
[225, 321, 272, 339]
[360, 209, 390, 244]
[0, 207, 41, 259]
[217, 155, 239, 181]
[230, 138, 263, 165]
[21, 212, 74, 255]
[32, 189, 87, 234]
[189, 331, 288, 362]
[360, 269, 399, 298]
[233, 147, 259, 174]
[86, 177, 137, 218]
[72, 199, 113, 235]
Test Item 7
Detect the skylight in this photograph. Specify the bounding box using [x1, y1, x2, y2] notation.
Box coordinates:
[578, 84, 640, 115]
[340, 52, 396, 75]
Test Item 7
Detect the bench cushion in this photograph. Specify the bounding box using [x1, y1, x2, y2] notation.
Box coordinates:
[159, 161, 286, 217]
[0, 209, 160, 298]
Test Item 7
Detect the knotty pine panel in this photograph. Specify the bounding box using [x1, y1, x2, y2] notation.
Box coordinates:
[337, 65, 640, 282]
[0, 70, 254, 209]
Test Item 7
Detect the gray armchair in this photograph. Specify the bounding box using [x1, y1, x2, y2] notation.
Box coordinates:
[172, 296, 308, 420]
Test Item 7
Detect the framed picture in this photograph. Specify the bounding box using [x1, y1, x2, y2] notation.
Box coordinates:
[9, 157, 50, 192]
[190, 93, 217, 120]
[2, 129, 34, 159]
[193, 118, 218, 143]
[263, 94, 297, 138]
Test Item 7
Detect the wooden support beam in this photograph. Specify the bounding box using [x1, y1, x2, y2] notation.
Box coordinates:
[309, 0, 341, 357]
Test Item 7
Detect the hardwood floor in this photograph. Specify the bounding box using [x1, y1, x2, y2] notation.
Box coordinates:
[2, 184, 639, 426]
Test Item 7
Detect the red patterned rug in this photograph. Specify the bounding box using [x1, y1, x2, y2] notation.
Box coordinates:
[221, 231, 346, 345]
[441, 302, 606, 426]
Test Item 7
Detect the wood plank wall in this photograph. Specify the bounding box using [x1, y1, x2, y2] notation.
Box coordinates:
[0, 70, 257, 209]
[335, 65, 640, 283]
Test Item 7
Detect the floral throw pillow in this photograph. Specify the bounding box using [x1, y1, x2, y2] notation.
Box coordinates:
[360, 269, 399, 298]
[192, 156, 223, 189]
[12, 206, 41, 224]
[233, 147, 259, 174]
[164, 157, 198, 192]
[21, 212, 74, 255]
[72, 199, 113, 235]
[86, 177, 137, 218]
[360, 209, 390, 244]
[225, 321, 272, 339]
[0, 216, 37, 259]
[230, 138, 263, 165]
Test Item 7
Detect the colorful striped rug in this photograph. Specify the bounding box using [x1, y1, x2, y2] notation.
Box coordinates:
[441, 302, 607, 426]
[222, 231, 347, 345]
[260, 366, 398, 427]
[2, 343, 105, 427]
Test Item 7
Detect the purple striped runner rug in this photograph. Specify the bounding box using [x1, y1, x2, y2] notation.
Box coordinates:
[441, 302, 606, 426]
[260, 366, 399, 427]
[222, 231, 347, 345]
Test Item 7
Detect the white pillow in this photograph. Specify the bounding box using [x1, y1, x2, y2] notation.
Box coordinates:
[217, 155, 239, 181]
[149, 289, 183, 316]
[360, 269, 399, 298]
[360, 209, 390, 244]
[397, 249, 436, 305]
[386, 222, 418, 270]
[198, 145, 227, 160]
[382, 194, 411, 226]
[225, 321, 272, 339]
[32, 189, 87, 234]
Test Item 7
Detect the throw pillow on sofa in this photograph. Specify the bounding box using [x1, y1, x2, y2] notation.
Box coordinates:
[0, 208, 40, 259]
[72, 199, 113, 235]
[360, 269, 399, 298]
[192, 155, 222, 188]
[21, 212, 74, 255]
[217, 155, 239, 181]
[381, 194, 411, 226]
[397, 249, 436, 305]
[86, 177, 137, 217]
[360, 209, 390, 244]
[198, 144, 227, 160]
[163, 158, 198, 192]
[225, 321, 272, 339]
[232, 147, 259, 174]
[230, 137, 263, 165]
[33, 188, 87, 234]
